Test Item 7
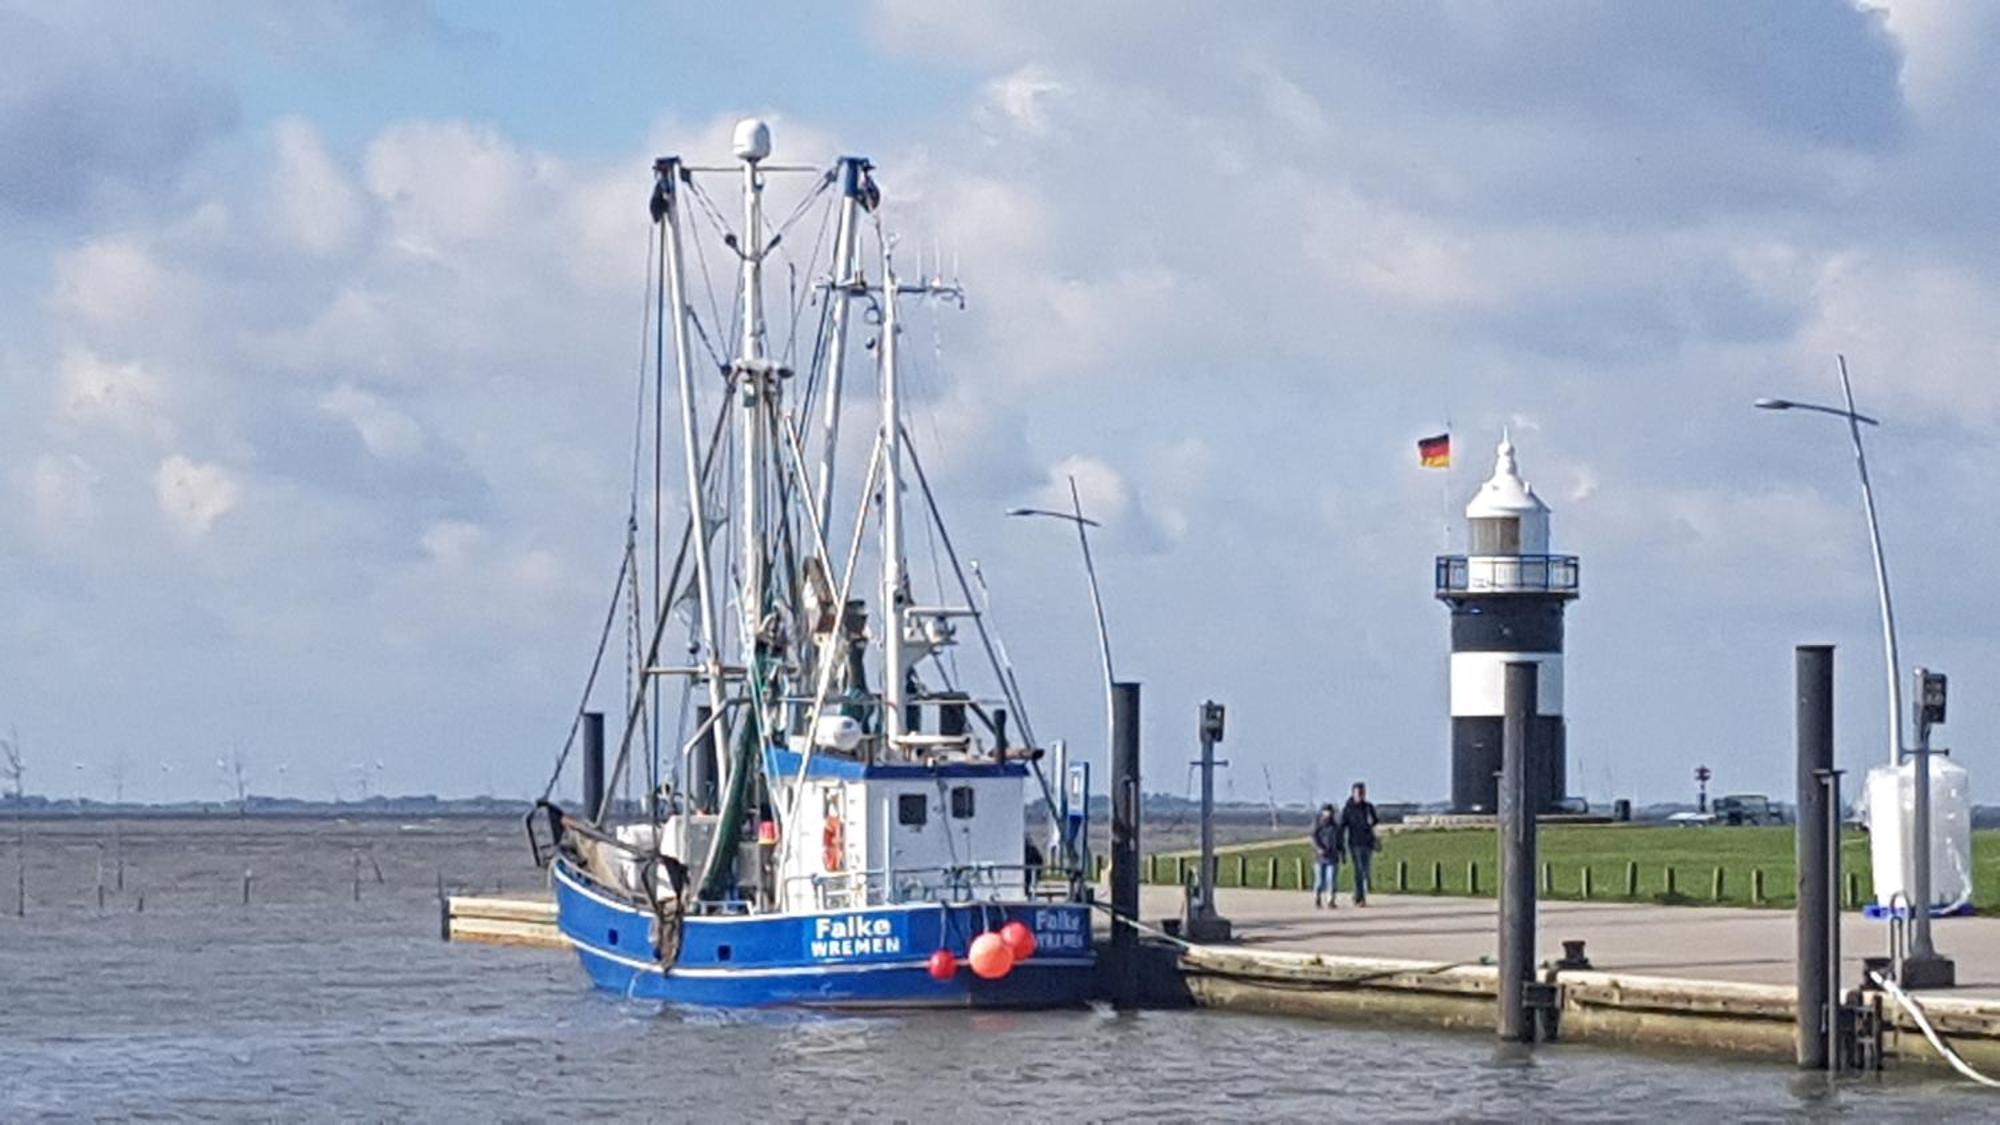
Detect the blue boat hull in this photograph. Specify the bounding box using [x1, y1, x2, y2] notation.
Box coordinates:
[552, 858, 1097, 1008]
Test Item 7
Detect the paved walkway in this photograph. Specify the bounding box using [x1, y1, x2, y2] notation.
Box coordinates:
[1144, 884, 2000, 1001]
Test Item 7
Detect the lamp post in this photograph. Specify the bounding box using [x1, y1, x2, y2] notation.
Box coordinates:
[1753, 355, 1903, 767]
[1757, 359, 1952, 987]
[1007, 476, 1117, 781]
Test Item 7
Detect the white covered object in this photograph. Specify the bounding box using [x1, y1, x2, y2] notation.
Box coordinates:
[1863, 757, 1973, 912]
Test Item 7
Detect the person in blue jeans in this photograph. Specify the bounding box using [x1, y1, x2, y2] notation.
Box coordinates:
[1310, 804, 1343, 909]
[1341, 782, 1381, 906]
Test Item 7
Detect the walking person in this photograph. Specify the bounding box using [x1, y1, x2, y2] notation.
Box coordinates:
[1310, 803, 1343, 909]
[1341, 782, 1380, 906]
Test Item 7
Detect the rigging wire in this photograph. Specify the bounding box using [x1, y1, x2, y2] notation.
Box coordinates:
[537, 548, 633, 803]
[537, 221, 658, 805]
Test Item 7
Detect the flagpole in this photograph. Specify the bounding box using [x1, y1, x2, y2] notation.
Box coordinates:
[1440, 421, 1454, 551]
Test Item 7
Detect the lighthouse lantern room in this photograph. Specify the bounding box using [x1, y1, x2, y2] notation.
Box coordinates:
[1434, 438, 1580, 813]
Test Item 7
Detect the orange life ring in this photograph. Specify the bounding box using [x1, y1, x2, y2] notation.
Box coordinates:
[822, 814, 845, 872]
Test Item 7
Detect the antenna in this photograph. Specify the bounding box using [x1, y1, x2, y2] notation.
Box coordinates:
[1260, 765, 1280, 831]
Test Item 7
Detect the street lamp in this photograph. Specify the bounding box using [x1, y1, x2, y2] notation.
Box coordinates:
[1757, 357, 1953, 986]
[1007, 475, 1118, 785]
[1754, 356, 1903, 767]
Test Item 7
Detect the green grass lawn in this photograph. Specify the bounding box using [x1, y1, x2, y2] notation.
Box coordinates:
[1140, 825, 1997, 910]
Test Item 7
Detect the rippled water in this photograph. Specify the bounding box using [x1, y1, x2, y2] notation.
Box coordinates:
[2, 817, 1995, 1121]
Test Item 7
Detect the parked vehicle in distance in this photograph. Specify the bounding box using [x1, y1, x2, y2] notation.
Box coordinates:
[1713, 794, 1781, 826]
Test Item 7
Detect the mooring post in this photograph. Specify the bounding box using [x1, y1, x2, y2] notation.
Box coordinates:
[1795, 644, 1834, 1071]
[242, 868, 253, 906]
[1497, 660, 1539, 1044]
[1110, 680, 1142, 1011]
[582, 710, 606, 820]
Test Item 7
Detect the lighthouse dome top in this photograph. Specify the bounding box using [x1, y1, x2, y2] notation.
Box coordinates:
[1465, 437, 1550, 520]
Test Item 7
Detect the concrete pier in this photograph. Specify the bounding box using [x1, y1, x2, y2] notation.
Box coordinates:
[445, 883, 2000, 1071]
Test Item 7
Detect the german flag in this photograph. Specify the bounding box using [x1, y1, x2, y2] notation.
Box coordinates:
[1417, 433, 1451, 469]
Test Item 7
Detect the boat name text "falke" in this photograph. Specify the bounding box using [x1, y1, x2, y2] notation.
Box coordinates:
[1033, 908, 1089, 952]
[809, 914, 904, 959]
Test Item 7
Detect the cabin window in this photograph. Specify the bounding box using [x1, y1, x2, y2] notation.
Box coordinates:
[898, 793, 928, 827]
[950, 786, 976, 819]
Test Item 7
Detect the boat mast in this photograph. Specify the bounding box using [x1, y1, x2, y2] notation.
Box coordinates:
[813, 157, 869, 544]
[879, 246, 908, 750]
[735, 120, 773, 741]
[652, 156, 732, 800]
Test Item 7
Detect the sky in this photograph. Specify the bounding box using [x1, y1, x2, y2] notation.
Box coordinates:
[4, 1, 1999, 809]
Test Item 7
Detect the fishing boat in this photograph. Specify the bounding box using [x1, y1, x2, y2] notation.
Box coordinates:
[526, 120, 1097, 1008]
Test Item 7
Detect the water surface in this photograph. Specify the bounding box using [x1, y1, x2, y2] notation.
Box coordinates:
[1, 818, 1992, 1121]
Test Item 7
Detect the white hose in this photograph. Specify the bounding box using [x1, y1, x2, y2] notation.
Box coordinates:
[1871, 970, 2000, 1089]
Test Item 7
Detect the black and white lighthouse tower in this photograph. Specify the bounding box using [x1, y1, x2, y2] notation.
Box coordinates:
[1435, 438, 1580, 813]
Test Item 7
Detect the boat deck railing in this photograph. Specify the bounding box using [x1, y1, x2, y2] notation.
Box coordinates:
[785, 863, 1081, 911]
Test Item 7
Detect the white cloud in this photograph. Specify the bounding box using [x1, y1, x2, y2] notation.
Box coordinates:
[50, 239, 186, 328]
[153, 454, 241, 540]
[421, 519, 485, 571]
[977, 64, 1071, 139]
[270, 117, 363, 255]
[55, 349, 171, 439]
[364, 120, 550, 252]
[319, 383, 424, 459]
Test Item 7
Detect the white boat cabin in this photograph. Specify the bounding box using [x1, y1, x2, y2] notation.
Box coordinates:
[765, 747, 1029, 913]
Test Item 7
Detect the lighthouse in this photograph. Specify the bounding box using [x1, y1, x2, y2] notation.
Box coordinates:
[1435, 438, 1580, 813]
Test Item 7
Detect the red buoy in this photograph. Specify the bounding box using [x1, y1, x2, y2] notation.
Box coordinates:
[998, 920, 1037, 962]
[927, 948, 958, 981]
[968, 932, 1015, 979]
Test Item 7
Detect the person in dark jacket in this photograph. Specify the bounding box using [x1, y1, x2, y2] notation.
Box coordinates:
[1340, 783, 1380, 905]
[1310, 803, 1343, 909]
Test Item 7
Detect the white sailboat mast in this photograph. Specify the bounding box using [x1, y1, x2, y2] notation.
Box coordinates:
[653, 156, 732, 793]
[879, 249, 908, 747]
[813, 157, 868, 543]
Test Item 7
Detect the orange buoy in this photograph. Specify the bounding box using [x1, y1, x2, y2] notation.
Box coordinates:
[968, 932, 1015, 980]
[927, 949, 958, 981]
[998, 920, 1036, 962]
